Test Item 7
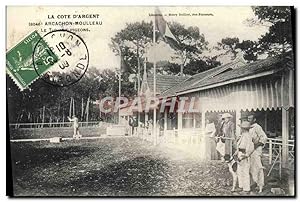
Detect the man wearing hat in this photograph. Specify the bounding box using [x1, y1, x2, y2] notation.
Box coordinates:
[221, 113, 236, 156]
[248, 113, 268, 193]
[236, 121, 254, 193]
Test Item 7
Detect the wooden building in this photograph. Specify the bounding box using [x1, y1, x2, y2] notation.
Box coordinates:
[140, 52, 294, 168]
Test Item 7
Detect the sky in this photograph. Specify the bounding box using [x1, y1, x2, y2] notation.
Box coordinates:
[7, 6, 269, 70]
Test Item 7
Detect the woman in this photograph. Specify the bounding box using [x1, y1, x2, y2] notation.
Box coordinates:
[205, 116, 218, 160]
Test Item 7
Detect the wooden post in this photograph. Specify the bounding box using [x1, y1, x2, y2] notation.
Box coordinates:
[164, 111, 168, 143]
[235, 109, 241, 137]
[156, 112, 161, 143]
[152, 17, 157, 146]
[269, 139, 273, 165]
[145, 112, 148, 126]
[279, 145, 282, 179]
[144, 113, 148, 141]
[201, 111, 205, 132]
[264, 110, 268, 132]
[201, 111, 207, 159]
[164, 110, 167, 132]
[137, 44, 141, 129]
[282, 108, 289, 168]
[178, 112, 182, 130]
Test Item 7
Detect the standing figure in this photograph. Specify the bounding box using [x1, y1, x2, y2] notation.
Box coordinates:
[205, 116, 217, 160]
[215, 114, 225, 159]
[68, 115, 82, 139]
[221, 113, 236, 156]
[236, 121, 254, 193]
[248, 113, 268, 193]
[129, 116, 138, 136]
[148, 119, 153, 136]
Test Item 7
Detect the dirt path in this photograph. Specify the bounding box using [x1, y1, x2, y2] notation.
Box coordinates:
[10, 137, 287, 196]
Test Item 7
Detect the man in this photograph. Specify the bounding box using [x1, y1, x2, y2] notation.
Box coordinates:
[236, 121, 255, 193]
[215, 114, 224, 138]
[129, 116, 138, 136]
[248, 113, 268, 193]
[68, 115, 82, 139]
[221, 113, 236, 156]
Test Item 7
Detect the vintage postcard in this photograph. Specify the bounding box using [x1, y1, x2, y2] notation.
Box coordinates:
[6, 6, 295, 197]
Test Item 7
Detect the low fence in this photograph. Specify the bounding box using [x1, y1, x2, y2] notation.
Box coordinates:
[9, 121, 101, 129]
[135, 128, 295, 175]
[266, 138, 295, 178]
[8, 122, 112, 140]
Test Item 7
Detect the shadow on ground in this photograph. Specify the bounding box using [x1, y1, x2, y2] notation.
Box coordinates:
[10, 141, 97, 176]
[62, 156, 169, 196]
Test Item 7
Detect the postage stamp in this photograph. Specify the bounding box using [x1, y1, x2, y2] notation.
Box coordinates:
[33, 30, 89, 87]
[6, 30, 59, 91]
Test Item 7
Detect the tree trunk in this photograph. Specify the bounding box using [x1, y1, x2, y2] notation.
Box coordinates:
[73, 98, 75, 117]
[86, 96, 90, 126]
[57, 103, 60, 123]
[62, 108, 65, 127]
[81, 97, 84, 121]
[69, 97, 72, 117]
[42, 106, 45, 128]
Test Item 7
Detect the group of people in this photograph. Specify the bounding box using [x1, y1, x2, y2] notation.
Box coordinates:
[205, 113, 235, 160]
[205, 112, 268, 193]
[128, 116, 157, 136]
[69, 112, 267, 193]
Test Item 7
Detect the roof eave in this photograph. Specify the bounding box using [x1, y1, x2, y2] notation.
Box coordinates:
[176, 69, 278, 96]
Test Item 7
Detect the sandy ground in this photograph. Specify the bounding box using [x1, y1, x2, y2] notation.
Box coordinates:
[9, 137, 290, 196]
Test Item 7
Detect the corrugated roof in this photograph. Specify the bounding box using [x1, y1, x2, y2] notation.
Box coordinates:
[161, 52, 293, 97]
[161, 60, 241, 97]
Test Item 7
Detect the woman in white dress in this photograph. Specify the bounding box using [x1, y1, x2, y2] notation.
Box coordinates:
[205, 116, 217, 160]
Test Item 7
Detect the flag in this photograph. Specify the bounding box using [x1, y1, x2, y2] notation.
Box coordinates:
[111, 40, 130, 73]
[120, 53, 130, 73]
[155, 8, 181, 50]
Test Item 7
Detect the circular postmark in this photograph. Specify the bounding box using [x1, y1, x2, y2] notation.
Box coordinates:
[33, 29, 89, 87]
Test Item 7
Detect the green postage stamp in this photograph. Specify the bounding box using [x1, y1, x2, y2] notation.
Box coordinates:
[6, 30, 58, 91]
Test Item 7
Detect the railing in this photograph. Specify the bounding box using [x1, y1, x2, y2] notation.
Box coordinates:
[266, 138, 294, 178]
[137, 129, 295, 173]
[137, 128, 204, 145]
[9, 121, 101, 129]
[267, 138, 294, 165]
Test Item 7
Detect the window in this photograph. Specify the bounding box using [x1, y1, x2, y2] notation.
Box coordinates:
[194, 113, 202, 128]
[182, 113, 194, 129]
[167, 112, 177, 130]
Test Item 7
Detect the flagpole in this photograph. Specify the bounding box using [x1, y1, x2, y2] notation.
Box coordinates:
[153, 13, 157, 146]
[137, 42, 141, 130]
[118, 46, 122, 124]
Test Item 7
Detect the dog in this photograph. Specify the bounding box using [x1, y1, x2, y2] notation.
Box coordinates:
[224, 154, 238, 192]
